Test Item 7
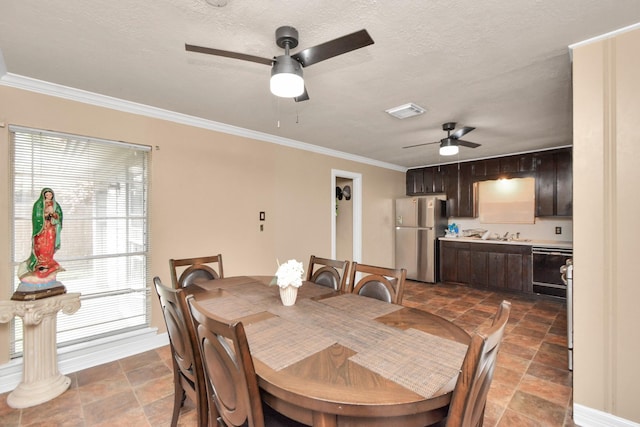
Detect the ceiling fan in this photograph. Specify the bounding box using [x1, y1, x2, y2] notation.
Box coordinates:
[185, 26, 374, 102]
[402, 122, 481, 156]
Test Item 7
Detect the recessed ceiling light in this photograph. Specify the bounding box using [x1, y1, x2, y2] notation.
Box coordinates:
[385, 103, 426, 119]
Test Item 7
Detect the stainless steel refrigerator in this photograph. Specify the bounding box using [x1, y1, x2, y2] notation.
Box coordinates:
[395, 196, 447, 282]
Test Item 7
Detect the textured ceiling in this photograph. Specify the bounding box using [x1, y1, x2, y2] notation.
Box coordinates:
[1, 1, 639, 168]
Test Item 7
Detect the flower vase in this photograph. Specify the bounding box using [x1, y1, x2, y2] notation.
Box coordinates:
[279, 285, 298, 306]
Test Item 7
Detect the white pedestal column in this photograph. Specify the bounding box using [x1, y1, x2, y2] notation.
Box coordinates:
[0, 293, 81, 408]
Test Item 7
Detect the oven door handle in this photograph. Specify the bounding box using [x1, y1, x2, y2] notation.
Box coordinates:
[560, 265, 568, 285]
[559, 259, 573, 285]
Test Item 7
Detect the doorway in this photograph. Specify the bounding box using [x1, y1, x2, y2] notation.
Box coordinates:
[331, 170, 362, 263]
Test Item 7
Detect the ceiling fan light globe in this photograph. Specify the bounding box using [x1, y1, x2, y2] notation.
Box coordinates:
[270, 73, 304, 97]
[439, 139, 459, 156]
[270, 55, 304, 98]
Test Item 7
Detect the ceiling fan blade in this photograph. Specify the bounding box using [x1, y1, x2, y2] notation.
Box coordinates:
[292, 29, 374, 67]
[457, 140, 481, 148]
[294, 86, 310, 102]
[402, 141, 439, 149]
[451, 126, 475, 139]
[185, 43, 274, 66]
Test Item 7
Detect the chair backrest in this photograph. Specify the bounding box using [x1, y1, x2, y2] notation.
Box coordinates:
[446, 300, 511, 427]
[153, 277, 208, 427]
[170, 254, 224, 288]
[348, 262, 407, 304]
[187, 296, 265, 427]
[306, 255, 350, 291]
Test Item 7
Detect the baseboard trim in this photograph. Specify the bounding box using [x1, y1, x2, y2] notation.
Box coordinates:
[574, 403, 640, 427]
[0, 328, 169, 393]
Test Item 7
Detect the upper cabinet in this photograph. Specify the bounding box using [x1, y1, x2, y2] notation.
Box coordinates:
[535, 148, 573, 217]
[406, 148, 572, 218]
[473, 153, 536, 178]
[406, 168, 425, 195]
[443, 162, 475, 218]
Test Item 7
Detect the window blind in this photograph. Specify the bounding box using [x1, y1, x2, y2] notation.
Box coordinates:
[10, 126, 151, 357]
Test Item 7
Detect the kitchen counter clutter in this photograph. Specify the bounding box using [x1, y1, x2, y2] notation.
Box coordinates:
[439, 236, 573, 249]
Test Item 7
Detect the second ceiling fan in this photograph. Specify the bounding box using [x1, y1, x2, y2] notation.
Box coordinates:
[403, 122, 481, 155]
[185, 26, 374, 102]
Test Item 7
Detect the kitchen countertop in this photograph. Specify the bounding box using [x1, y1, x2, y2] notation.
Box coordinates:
[439, 236, 573, 249]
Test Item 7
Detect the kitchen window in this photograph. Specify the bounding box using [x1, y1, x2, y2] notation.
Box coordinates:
[9, 126, 151, 357]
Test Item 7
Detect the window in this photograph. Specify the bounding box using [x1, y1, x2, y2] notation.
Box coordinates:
[10, 126, 150, 357]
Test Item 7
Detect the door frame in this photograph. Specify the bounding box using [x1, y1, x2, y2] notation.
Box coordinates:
[331, 169, 362, 263]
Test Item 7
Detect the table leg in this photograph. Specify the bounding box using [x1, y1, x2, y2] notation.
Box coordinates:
[312, 411, 338, 427]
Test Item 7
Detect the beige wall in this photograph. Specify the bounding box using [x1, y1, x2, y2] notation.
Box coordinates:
[0, 86, 405, 363]
[573, 28, 640, 422]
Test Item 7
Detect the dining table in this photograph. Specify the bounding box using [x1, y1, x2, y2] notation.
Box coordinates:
[187, 275, 470, 427]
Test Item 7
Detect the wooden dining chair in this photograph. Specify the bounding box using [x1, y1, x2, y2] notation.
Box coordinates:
[306, 255, 350, 291]
[347, 262, 407, 304]
[153, 277, 210, 427]
[441, 300, 511, 427]
[170, 254, 224, 288]
[187, 296, 306, 427]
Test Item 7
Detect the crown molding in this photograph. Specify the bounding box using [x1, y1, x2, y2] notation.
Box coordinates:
[568, 22, 640, 61]
[0, 72, 406, 172]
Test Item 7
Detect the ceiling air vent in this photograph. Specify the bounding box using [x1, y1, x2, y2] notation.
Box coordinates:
[385, 103, 426, 119]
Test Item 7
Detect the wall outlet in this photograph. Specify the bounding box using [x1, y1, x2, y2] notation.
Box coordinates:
[260, 224, 264, 232]
[555, 226, 562, 235]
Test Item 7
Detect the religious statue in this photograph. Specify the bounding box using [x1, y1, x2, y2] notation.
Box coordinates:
[13, 188, 66, 300]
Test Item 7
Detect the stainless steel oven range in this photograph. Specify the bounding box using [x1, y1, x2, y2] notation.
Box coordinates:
[531, 245, 573, 298]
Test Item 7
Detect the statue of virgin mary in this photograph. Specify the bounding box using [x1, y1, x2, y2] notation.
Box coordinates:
[14, 188, 66, 300]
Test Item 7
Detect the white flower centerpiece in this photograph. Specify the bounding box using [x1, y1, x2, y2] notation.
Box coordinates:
[274, 259, 304, 306]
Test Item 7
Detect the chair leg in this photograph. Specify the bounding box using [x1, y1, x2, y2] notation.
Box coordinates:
[171, 384, 185, 427]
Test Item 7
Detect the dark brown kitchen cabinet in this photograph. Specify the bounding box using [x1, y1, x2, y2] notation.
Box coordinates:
[484, 244, 531, 293]
[439, 240, 532, 294]
[441, 162, 476, 218]
[535, 148, 572, 217]
[473, 154, 536, 178]
[406, 168, 425, 195]
[516, 153, 537, 173]
[500, 153, 537, 175]
[443, 163, 459, 217]
[555, 149, 573, 216]
[484, 158, 501, 176]
[405, 148, 571, 217]
[432, 166, 446, 193]
[457, 162, 475, 217]
[406, 166, 447, 195]
[498, 156, 519, 174]
[439, 241, 470, 284]
[472, 159, 493, 178]
[469, 250, 488, 287]
[422, 168, 435, 193]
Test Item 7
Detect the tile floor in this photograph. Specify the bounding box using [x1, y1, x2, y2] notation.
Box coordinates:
[0, 280, 575, 426]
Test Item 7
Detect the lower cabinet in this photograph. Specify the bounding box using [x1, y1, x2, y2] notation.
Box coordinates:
[440, 241, 470, 284]
[439, 240, 532, 294]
